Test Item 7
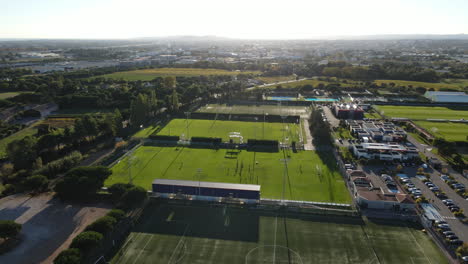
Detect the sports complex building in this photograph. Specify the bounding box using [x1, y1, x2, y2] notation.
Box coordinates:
[152, 179, 261, 203]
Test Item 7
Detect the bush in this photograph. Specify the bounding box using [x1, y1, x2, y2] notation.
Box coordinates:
[456, 242, 468, 257]
[22, 174, 48, 192]
[85, 216, 117, 235]
[54, 166, 112, 201]
[70, 231, 103, 253]
[54, 248, 82, 264]
[107, 209, 125, 221]
[0, 220, 21, 239]
[108, 183, 133, 201]
[121, 186, 147, 207]
[33, 151, 83, 178]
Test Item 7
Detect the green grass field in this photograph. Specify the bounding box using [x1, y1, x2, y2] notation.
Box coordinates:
[111, 202, 447, 264]
[132, 125, 160, 138]
[106, 146, 350, 203]
[414, 121, 468, 142]
[197, 104, 310, 117]
[0, 122, 39, 158]
[93, 68, 260, 81]
[374, 79, 465, 91]
[158, 119, 301, 142]
[374, 105, 468, 120]
[0, 92, 21, 99]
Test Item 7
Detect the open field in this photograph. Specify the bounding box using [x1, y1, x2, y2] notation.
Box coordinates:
[158, 119, 301, 142]
[132, 125, 160, 138]
[197, 104, 310, 117]
[106, 146, 350, 203]
[414, 121, 468, 142]
[111, 201, 447, 264]
[0, 92, 21, 99]
[93, 68, 261, 81]
[374, 105, 468, 120]
[256, 75, 297, 84]
[0, 122, 39, 158]
[374, 79, 465, 91]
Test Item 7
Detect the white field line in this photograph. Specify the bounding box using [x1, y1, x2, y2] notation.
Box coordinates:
[131, 234, 154, 264]
[116, 232, 146, 264]
[407, 226, 432, 264]
[272, 219, 278, 263]
[168, 224, 190, 264]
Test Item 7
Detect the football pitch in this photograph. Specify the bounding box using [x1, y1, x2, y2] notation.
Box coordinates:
[414, 121, 468, 142]
[158, 119, 302, 143]
[106, 146, 351, 203]
[111, 202, 448, 264]
[197, 104, 311, 117]
[373, 105, 468, 120]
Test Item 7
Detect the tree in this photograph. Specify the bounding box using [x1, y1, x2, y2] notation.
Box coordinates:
[54, 248, 82, 264]
[108, 183, 133, 201]
[70, 231, 103, 253]
[85, 216, 117, 235]
[0, 220, 21, 239]
[54, 166, 112, 200]
[130, 93, 149, 127]
[168, 89, 179, 112]
[121, 186, 148, 207]
[107, 209, 125, 221]
[6, 136, 37, 170]
[23, 175, 48, 192]
[163, 76, 176, 89]
[456, 242, 468, 257]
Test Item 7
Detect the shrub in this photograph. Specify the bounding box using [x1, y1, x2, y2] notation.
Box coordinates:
[54, 248, 82, 264]
[54, 166, 112, 201]
[108, 183, 133, 201]
[121, 186, 147, 207]
[107, 209, 125, 221]
[85, 216, 117, 235]
[33, 151, 83, 178]
[0, 220, 21, 239]
[70, 231, 103, 253]
[456, 242, 468, 257]
[22, 174, 48, 192]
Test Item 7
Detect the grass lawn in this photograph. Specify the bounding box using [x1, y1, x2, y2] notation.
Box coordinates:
[92, 68, 260, 81]
[0, 92, 21, 99]
[132, 125, 160, 138]
[158, 119, 301, 142]
[197, 104, 310, 117]
[256, 75, 297, 84]
[51, 108, 115, 115]
[334, 127, 354, 139]
[0, 122, 39, 158]
[111, 201, 447, 264]
[106, 146, 350, 203]
[414, 121, 468, 142]
[364, 111, 382, 119]
[374, 105, 468, 120]
[374, 79, 463, 91]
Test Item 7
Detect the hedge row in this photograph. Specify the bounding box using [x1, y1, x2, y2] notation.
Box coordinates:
[247, 139, 279, 146]
[33, 151, 83, 178]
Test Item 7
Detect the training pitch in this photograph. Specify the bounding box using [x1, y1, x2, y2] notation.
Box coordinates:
[374, 105, 468, 120]
[158, 119, 302, 143]
[111, 202, 447, 264]
[106, 146, 351, 203]
[197, 104, 310, 117]
[414, 121, 468, 142]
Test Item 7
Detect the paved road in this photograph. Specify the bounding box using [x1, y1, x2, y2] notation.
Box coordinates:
[322, 106, 340, 128]
[245, 78, 308, 91]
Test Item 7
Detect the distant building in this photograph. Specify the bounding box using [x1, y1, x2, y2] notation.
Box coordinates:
[424, 91, 468, 103]
[351, 142, 419, 161]
[333, 104, 364, 119]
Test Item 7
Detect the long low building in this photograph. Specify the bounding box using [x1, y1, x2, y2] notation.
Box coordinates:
[152, 179, 261, 201]
[424, 91, 468, 103]
[351, 142, 419, 161]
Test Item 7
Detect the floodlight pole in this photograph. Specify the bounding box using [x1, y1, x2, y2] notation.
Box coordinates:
[185, 112, 191, 140]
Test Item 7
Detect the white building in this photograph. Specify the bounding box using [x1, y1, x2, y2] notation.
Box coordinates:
[351, 142, 419, 161]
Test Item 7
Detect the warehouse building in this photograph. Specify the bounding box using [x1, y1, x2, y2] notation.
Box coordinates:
[152, 179, 261, 203]
[333, 104, 364, 119]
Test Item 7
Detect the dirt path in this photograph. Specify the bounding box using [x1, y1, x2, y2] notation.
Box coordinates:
[302, 118, 315, 150]
[0, 193, 111, 264]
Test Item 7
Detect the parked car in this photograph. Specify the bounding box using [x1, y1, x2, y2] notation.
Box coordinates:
[437, 224, 451, 230]
[442, 231, 455, 236]
[436, 193, 448, 199]
[429, 187, 440, 192]
[450, 207, 461, 212]
[424, 181, 433, 186]
[440, 175, 450, 181]
[449, 239, 463, 246]
[442, 199, 454, 205]
[446, 235, 459, 240]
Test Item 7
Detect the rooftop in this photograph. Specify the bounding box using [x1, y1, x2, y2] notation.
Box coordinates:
[153, 179, 261, 192]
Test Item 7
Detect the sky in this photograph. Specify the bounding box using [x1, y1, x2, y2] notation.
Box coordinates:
[1, 0, 467, 39]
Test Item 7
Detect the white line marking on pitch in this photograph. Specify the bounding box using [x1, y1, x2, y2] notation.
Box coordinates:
[131, 234, 154, 264]
[273, 215, 278, 264]
[407, 226, 432, 264]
